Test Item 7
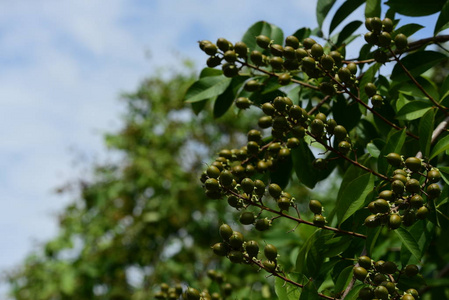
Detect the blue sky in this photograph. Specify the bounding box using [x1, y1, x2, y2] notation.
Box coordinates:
[0, 0, 443, 296]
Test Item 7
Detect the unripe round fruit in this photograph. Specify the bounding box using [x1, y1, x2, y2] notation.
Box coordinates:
[292, 125, 306, 139]
[427, 169, 441, 183]
[364, 31, 378, 45]
[227, 195, 242, 208]
[302, 56, 316, 70]
[395, 168, 408, 176]
[375, 260, 385, 272]
[228, 250, 244, 263]
[239, 211, 255, 225]
[405, 157, 422, 172]
[374, 285, 389, 300]
[256, 35, 271, 49]
[287, 137, 300, 148]
[416, 206, 429, 219]
[313, 214, 326, 227]
[234, 41, 248, 57]
[254, 180, 266, 196]
[283, 59, 299, 70]
[401, 295, 415, 300]
[427, 183, 441, 199]
[378, 31, 392, 47]
[364, 214, 380, 227]
[277, 197, 291, 210]
[315, 112, 327, 122]
[204, 43, 218, 55]
[217, 38, 231, 51]
[229, 231, 244, 249]
[235, 97, 251, 109]
[245, 79, 261, 91]
[338, 67, 352, 83]
[371, 17, 383, 32]
[374, 199, 390, 213]
[264, 244, 278, 261]
[309, 200, 322, 214]
[379, 190, 394, 200]
[311, 43, 324, 58]
[296, 48, 308, 59]
[320, 55, 335, 70]
[338, 141, 351, 155]
[329, 51, 343, 66]
[373, 273, 387, 284]
[358, 287, 374, 300]
[285, 35, 300, 48]
[353, 266, 368, 281]
[268, 183, 282, 198]
[365, 82, 377, 97]
[405, 264, 419, 277]
[263, 260, 276, 272]
[389, 214, 402, 229]
[395, 33, 408, 50]
[310, 119, 325, 136]
[283, 46, 296, 59]
[333, 125, 347, 141]
[224, 50, 237, 62]
[245, 240, 259, 258]
[247, 129, 262, 142]
[319, 82, 336, 96]
[382, 18, 394, 32]
[207, 165, 221, 178]
[382, 261, 397, 274]
[406, 288, 419, 298]
[212, 242, 228, 256]
[381, 281, 396, 294]
[268, 142, 281, 153]
[199, 40, 212, 51]
[303, 38, 316, 49]
[207, 56, 221, 68]
[256, 160, 268, 172]
[410, 194, 424, 208]
[205, 178, 220, 191]
[258, 116, 272, 129]
[262, 102, 275, 116]
[278, 148, 290, 159]
[270, 44, 284, 56]
[358, 256, 372, 269]
[403, 210, 416, 226]
[374, 50, 389, 64]
[270, 56, 284, 70]
[278, 73, 291, 85]
[347, 62, 357, 75]
[222, 63, 238, 77]
[393, 173, 407, 184]
[391, 180, 405, 194]
[255, 218, 271, 231]
[386, 153, 403, 167]
[312, 158, 327, 170]
[326, 119, 337, 135]
[219, 224, 233, 241]
[241, 177, 255, 194]
[186, 287, 201, 300]
[371, 94, 383, 107]
[406, 178, 421, 194]
[250, 50, 264, 65]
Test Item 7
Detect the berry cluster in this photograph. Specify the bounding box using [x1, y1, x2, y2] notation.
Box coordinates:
[364, 154, 441, 229]
[154, 280, 231, 300]
[354, 255, 420, 300]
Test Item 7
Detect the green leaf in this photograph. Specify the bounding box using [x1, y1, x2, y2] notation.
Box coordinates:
[419, 109, 435, 158]
[184, 76, 232, 103]
[241, 21, 283, 52]
[435, 1, 449, 34]
[213, 76, 247, 118]
[378, 129, 407, 174]
[316, 0, 336, 29]
[334, 265, 353, 294]
[337, 173, 375, 224]
[396, 76, 439, 101]
[336, 21, 363, 46]
[365, 0, 381, 18]
[365, 226, 382, 257]
[342, 284, 365, 300]
[329, 0, 365, 34]
[367, 142, 381, 158]
[299, 280, 320, 300]
[292, 27, 312, 42]
[393, 23, 424, 37]
[396, 100, 433, 121]
[395, 227, 422, 262]
[391, 51, 447, 83]
[275, 277, 301, 300]
[385, 0, 445, 16]
[430, 134, 449, 159]
[292, 141, 319, 189]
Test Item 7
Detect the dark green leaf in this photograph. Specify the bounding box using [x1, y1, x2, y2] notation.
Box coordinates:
[430, 134, 449, 159]
[342, 284, 365, 300]
[334, 266, 353, 294]
[395, 227, 422, 262]
[299, 280, 320, 300]
[365, 226, 382, 257]
[396, 100, 433, 121]
[333, 94, 361, 131]
[292, 141, 319, 189]
[275, 277, 301, 300]
[317, 0, 336, 29]
[391, 51, 447, 83]
[336, 21, 363, 46]
[213, 76, 247, 118]
[386, 0, 445, 16]
[419, 109, 435, 157]
[396, 76, 439, 101]
[184, 76, 232, 103]
[329, 0, 365, 34]
[393, 23, 424, 38]
[292, 27, 312, 42]
[191, 99, 208, 115]
[435, 0, 449, 34]
[365, 0, 381, 18]
[241, 21, 283, 52]
[270, 155, 293, 189]
[336, 173, 375, 224]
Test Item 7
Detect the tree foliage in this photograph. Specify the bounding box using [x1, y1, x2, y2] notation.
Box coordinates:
[6, 1, 449, 300]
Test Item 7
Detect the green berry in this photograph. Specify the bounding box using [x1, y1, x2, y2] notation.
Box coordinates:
[263, 260, 276, 272]
[353, 266, 368, 281]
[224, 50, 237, 62]
[365, 82, 377, 97]
[310, 119, 325, 136]
[250, 50, 264, 66]
[185, 287, 201, 300]
[364, 215, 380, 227]
[303, 38, 316, 49]
[382, 18, 394, 32]
[278, 73, 291, 85]
[333, 125, 347, 141]
[229, 231, 244, 249]
[386, 153, 403, 167]
[219, 224, 233, 240]
[204, 43, 218, 55]
[313, 215, 326, 227]
[427, 169, 441, 183]
[268, 183, 282, 198]
[285, 35, 300, 48]
[217, 38, 231, 51]
[320, 55, 335, 70]
[374, 285, 389, 300]
[382, 261, 397, 274]
[310, 43, 324, 58]
[389, 214, 402, 229]
[391, 180, 405, 194]
[256, 35, 271, 49]
[416, 206, 429, 219]
[234, 41, 248, 57]
[207, 165, 221, 178]
[212, 242, 228, 256]
[405, 157, 422, 172]
[395, 33, 408, 50]
[427, 183, 441, 199]
[358, 256, 372, 269]
[270, 44, 284, 56]
[245, 240, 259, 258]
[258, 116, 272, 128]
[228, 250, 244, 263]
[378, 31, 392, 47]
[255, 218, 271, 231]
[405, 264, 419, 277]
[264, 244, 278, 261]
[235, 97, 251, 109]
[239, 211, 255, 225]
[309, 200, 322, 214]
